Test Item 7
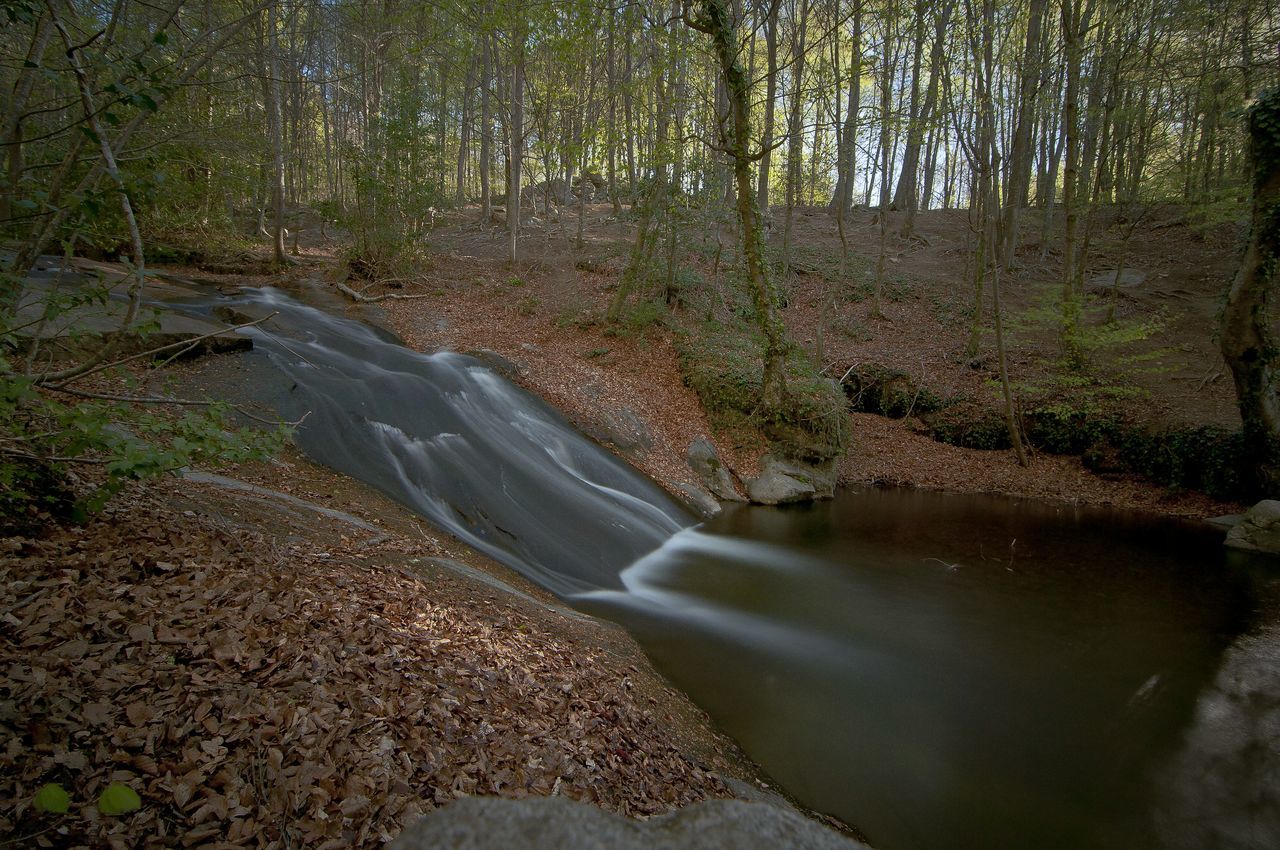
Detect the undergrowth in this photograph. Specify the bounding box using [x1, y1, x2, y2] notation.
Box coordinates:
[677, 317, 848, 462]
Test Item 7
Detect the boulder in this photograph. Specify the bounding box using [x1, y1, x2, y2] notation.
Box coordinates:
[687, 438, 743, 501]
[574, 385, 655, 457]
[464, 348, 524, 379]
[1206, 514, 1244, 531]
[745, 455, 837, 506]
[676, 483, 722, 519]
[391, 796, 867, 850]
[1224, 500, 1280, 554]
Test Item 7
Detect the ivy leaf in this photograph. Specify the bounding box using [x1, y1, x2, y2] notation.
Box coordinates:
[97, 782, 141, 815]
[34, 783, 71, 814]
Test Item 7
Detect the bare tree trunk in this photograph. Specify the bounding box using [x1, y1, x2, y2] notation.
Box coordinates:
[782, 0, 811, 271]
[480, 33, 493, 224]
[267, 2, 289, 266]
[607, 9, 623, 215]
[456, 57, 475, 207]
[828, 4, 862, 217]
[898, 0, 951, 238]
[891, 0, 926, 213]
[1, 15, 53, 226]
[509, 26, 525, 265]
[623, 27, 638, 204]
[999, 0, 1047, 269]
[756, 0, 781, 218]
[976, 0, 1027, 465]
[871, 1, 897, 320]
[1059, 0, 1094, 357]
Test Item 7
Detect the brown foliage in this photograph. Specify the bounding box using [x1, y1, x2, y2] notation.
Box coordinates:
[0, 491, 726, 848]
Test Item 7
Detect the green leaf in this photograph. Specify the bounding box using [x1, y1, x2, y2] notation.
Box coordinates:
[97, 782, 141, 815]
[34, 783, 71, 814]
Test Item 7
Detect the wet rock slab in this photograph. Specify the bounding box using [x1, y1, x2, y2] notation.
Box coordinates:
[392, 796, 867, 850]
[12, 257, 250, 358]
[745, 454, 837, 505]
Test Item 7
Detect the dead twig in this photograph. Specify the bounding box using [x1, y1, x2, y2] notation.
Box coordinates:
[1194, 370, 1223, 392]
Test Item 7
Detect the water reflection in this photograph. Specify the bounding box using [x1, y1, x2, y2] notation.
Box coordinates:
[580, 488, 1278, 850]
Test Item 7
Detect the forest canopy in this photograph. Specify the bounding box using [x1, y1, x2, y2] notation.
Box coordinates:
[1, 0, 1278, 506]
[1, 0, 1274, 264]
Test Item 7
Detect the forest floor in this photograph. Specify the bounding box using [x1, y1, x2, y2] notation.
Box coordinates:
[1, 445, 768, 847]
[366, 200, 1246, 520]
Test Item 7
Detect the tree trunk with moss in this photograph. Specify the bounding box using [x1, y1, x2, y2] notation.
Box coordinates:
[266, 2, 288, 267]
[688, 0, 787, 410]
[1221, 90, 1280, 495]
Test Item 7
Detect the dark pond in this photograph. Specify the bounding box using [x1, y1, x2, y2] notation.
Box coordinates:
[580, 488, 1280, 850]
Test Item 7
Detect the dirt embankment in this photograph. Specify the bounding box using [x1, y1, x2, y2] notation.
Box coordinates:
[368, 204, 1245, 520]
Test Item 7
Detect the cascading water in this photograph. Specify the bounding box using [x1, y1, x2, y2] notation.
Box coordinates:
[234, 288, 691, 596]
[166, 284, 1278, 850]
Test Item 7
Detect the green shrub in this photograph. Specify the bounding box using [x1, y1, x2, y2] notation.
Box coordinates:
[1, 272, 287, 534]
[1022, 406, 1120, 455]
[842, 364, 943, 418]
[342, 225, 427, 282]
[1109, 425, 1246, 499]
[922, 404, 1012, 450]
[604, 298, 667, 339]
[0, 374, 286, 535]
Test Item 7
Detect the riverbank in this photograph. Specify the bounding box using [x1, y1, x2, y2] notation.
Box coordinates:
[370, 220, 1242, 521]
[1, 445, 771, 846]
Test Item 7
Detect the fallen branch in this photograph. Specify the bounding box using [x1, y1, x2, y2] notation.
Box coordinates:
[838, 362, 862, 385]
[337, 280, 435, 303]
[44, 385, 295, 427]
[38, 312, 276, 388]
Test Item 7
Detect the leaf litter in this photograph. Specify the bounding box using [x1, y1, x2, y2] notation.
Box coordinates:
[0, 482, 733, 848]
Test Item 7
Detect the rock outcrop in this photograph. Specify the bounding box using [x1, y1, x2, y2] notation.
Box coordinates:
[745, 455, 837, 505]
[392, 796, 867, 850]
[687, 438, 743, 502]
[1224, 500, 1280, 553]
[676, 482, 722, 518]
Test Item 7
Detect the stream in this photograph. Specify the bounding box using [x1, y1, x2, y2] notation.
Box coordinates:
[184, 284, 1279, 849]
